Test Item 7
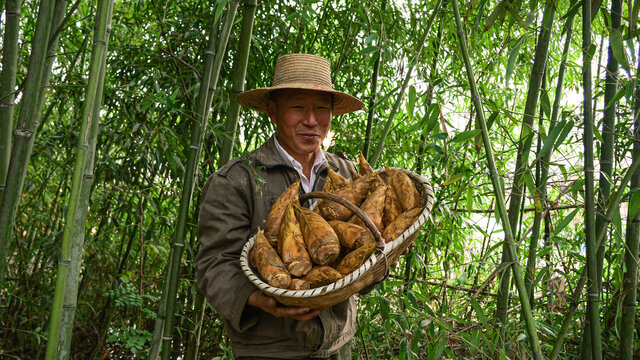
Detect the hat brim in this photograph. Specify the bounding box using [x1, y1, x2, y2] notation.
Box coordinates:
[237, 83, 364, 116]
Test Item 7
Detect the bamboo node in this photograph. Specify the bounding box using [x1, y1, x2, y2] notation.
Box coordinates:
[14, 128, 34, 138]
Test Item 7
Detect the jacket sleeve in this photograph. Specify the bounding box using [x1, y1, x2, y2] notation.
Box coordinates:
[195, 167, 258, 332]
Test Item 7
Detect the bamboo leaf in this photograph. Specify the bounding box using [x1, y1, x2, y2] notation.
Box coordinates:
[451, 129, 482, 143]
[532, 120, 566, 164]
[357, 45, 378, 55]
[428, 337, 447, 360]
[470, 298, 487, 326]
[605, 85, 626, 109]
[431, 132, 448, 141]
[408, 85, 416, 119]
[551, 208, 579, 237]
[442, 173, 464, 186]
[505, 36, 525, 86]
[365, 32, 378, 45]
[540, 90, 551, 118]
[484, 0, 506, 31]
[629, 189, 640, 220]
[487, 111, 499, 130]
[213, 0, 228, 24]
[555, 120, 574, 148]
[609, 28, 630, 71]
[523, 11, 536, 29]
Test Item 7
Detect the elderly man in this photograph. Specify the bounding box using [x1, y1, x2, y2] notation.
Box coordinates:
[196, 53, 365, 359]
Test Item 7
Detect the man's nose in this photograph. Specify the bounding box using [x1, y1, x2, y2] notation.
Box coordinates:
[302, 109, 318, 125]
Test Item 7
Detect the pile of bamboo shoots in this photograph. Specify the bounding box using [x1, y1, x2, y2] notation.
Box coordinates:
[250, 154, 424, 290]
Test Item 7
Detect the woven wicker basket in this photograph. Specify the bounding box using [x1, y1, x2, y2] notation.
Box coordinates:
[240, 167, 434, 308]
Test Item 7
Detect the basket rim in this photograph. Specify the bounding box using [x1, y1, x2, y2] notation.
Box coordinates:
[239, 167, 435, 300]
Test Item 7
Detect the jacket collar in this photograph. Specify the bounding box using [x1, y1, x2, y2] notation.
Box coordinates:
[253, 133, 341, 172]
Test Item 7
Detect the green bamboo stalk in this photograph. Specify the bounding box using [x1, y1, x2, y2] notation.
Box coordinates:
[598, 0, 622, 297]
[185, 292, 206, 360]
[524, 11, 576, 305]
[43, 1, 114, 358]
[362, 0, 387, 159]
[185, 14, 222, 360]
[620, 44, 640, 360]
[0, 0, 21, 206]
[582, 0, 621, 357]
[550, 148, 640, 360]
[0, 0, 55, 288]
[368, 0, 442, 168]
[496, 2, 555, 342]
[525, 72, 546, 306]
[36, 0, 69, 127]
[218, 0, 258, 166]
[148, 2, 241, 359]
[580, 0, 603, 355]
[451, 1, 543, 358]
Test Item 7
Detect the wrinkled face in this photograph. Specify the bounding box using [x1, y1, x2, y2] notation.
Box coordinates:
[267, 89, 333, 161]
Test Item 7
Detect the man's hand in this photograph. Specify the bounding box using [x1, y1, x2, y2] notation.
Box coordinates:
[248, 290, 321, 321]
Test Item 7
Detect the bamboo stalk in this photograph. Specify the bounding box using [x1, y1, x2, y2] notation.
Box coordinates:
[598, 0, 621, 300]
[185, 292, 206, 360]
[0, 0, 21, 206]
[525, 72, 546, 307]
[580, 0, 603, 356]
[550, 148, 640, 359]
[524, 10, 575, 306]
[44, 0, 115, 358]
[582, 0, 621, 357]
[496, 2, 555, 343]
[620, 43, 640, 360]
[362, 0, 387, 159]
[148, 2, 241, 359]
[218, 0, 258, 166]
[35, 0, 69, 129]
[368, 0, 442, 168]
[0, 0, 55, 287]
[451, 1, 543, 358]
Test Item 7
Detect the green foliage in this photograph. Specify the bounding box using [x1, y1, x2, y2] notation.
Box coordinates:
[1, 0, 640, 358]
[108, 327, 153, 357]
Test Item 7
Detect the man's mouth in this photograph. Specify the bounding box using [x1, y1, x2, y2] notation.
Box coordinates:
[299, 133, 319, 141]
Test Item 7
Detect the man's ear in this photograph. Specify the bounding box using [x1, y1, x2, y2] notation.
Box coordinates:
[266, 100, 277, 123]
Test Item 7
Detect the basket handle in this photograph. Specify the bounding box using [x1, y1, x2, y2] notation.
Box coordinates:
[299, 191, 385, 248]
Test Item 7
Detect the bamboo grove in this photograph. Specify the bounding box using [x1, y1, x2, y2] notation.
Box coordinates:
[0, 0, 639, 358]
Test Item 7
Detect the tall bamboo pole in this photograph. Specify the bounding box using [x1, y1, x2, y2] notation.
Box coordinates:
[185, 15, 222, 360]
[160, 0, 252, 353]
[451, 1, 542, 358]
[582, 0, 621, 357]
[44, 0, 114, 358]
[362, 0, 387, 159]
[368, 0, 442, 168]
[218, 0, 258, 166]
[496, 2, 555, 343]
[148, 2, 241, 359]
[0, 0, 55, 287]
[36, 0, 69, 126]
[580, 0, 603, 356]
[524, 10, 576, 306]
[0, 0, 21, 206]
[620, 44, 640, 360]
[549, 149, 640, 359]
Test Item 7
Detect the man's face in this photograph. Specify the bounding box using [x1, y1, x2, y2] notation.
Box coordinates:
[267, 89, 333, 161]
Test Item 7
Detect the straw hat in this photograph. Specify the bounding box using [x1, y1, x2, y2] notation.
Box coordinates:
[237, 53, 364, 115]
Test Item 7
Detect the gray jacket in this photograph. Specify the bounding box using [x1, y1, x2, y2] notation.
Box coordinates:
[196, 134, 358, 358]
